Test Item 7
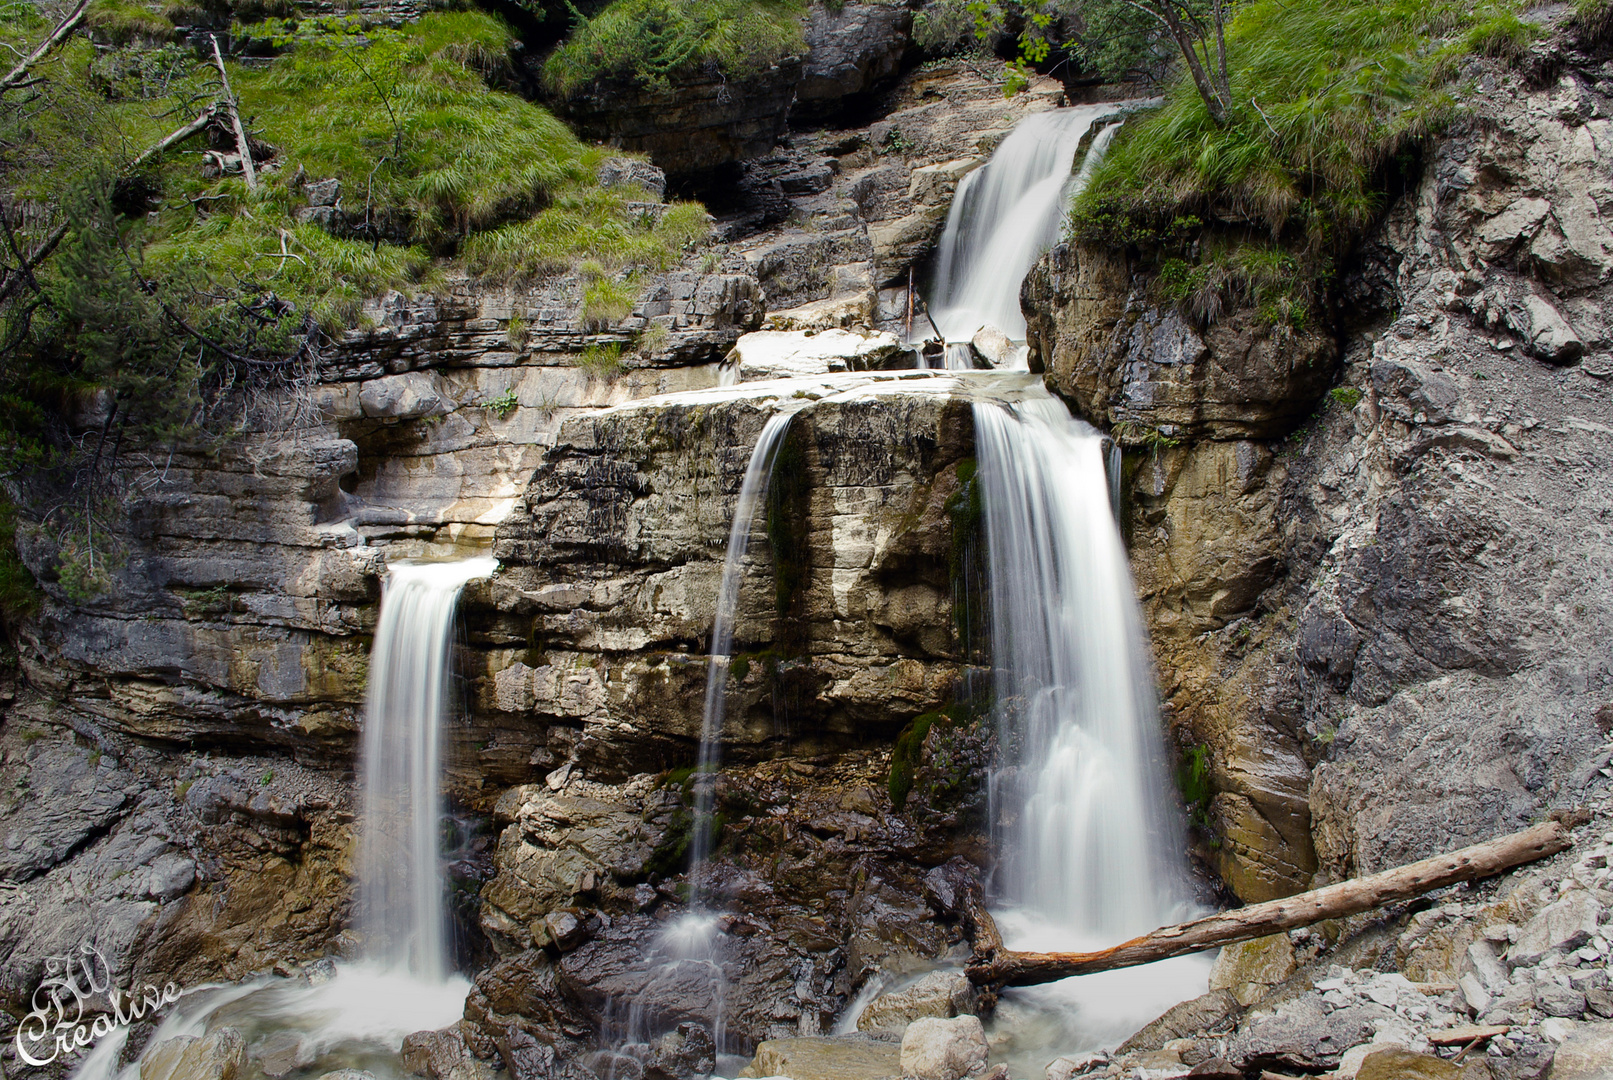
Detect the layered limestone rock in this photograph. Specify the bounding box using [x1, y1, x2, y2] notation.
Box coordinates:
[482, 372, 1037, 776]
[1, 249, 764, 986]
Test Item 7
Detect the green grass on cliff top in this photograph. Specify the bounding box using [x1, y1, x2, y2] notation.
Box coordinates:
[1, 6, 710, 331]
[1073, 0, 1536, 254]
[542, 0, 807, 96]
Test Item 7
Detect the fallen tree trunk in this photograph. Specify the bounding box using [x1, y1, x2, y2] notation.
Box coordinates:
[966, 820, 1570, 991]
[209, 35, 257, 191]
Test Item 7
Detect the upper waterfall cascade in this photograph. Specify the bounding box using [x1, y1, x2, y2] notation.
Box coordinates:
[928, 107, 1122, 362]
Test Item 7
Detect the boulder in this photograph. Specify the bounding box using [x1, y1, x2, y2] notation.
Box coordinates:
[401, 1029, 489, 1080]
[1549, 1021, 1613, 1078]
[358, 372, 454, 420]
[1356, 1047, 1466, 1080]
[723, 329, 909, 382]
[968, 325, 1015, 368]
[142, 1030, 248, 1080]
[747, 1036, 902, 1080]
[253, 1031, 315, 1079]
[1209, 934, 1298, 1007]
[898, 1016, 987, 1080]
[1118, 990, 1243, 1055]
[597, 157, 667, 201]
[858, 970, 977, 1035]
[644, 1023, 717, 1080]
[1512, 893, 1604, 965]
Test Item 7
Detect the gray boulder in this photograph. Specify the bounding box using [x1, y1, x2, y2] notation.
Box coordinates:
[358, 372, 454, 420]
[797, 2, 912, 122]
[898, 1016, 987, 1080]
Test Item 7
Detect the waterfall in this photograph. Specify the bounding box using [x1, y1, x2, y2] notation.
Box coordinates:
[973, 390, 1206, 1055]
[688, 411, 794, 899]
[358, 556, 497, 979]
[929, 110, 1121, 359]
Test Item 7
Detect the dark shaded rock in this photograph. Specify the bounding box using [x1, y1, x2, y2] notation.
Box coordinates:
[795, 2, 913, 123]
[643, 1022, 716, 1080]
[550, 62, 803, 179]
[1023, 243, 1338, 441]
[1226, 999, 1388, 1073]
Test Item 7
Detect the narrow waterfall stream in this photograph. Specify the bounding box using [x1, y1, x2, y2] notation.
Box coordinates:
[597, 411, 795, 1072]
[927, 108, 1122, 364]
[973, 395, 1208, 1065]
[689, 413, 795, 899]
[75, 558, 495, 1080]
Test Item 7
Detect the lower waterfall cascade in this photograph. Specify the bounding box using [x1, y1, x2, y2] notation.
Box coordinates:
[973, 394, 1210, 1066]
[71, 558, 497, 1080]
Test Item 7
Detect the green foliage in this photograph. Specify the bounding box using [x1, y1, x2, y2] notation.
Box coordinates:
[1571, 0, 1613, 40]
[542, 0, 806, 96]
[888, 711, 938, 806]
[1329, 385, 1363, 408]
[487, 389, 520, 417]
[233, 11, 588, 247]
[637, 321, 672, 357]
[1176, 743, 1212, 826]
[86, 0, 176, 44]
[505, 316, 529, 350]
[0, 498, 40, 628]
[879, 126, 915, 155]
[581, 277, 635, 330]
[1459, 11, 1540, 60]
[1155, 241, 1315, 328]
[1072, 0, 1523, 254]
[578, 340, 624, 379]
[260, 768, 274, 784]
[462, 193, 704, 282]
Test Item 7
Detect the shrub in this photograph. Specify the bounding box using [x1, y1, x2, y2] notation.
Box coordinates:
[581, 278, 635, 330]
[542, 0, 806, 96]
[579, 341, 624, 380]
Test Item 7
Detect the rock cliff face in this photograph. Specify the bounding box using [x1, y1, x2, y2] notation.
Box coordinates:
[1022, 32, 1613, 903]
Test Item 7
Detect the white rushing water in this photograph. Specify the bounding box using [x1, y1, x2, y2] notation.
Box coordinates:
[973, 391, 1208, 1063]
[687, 412, 795, 899]
[928, 109, 1122, 358]
[73, 558, 494, 1080]
[359, 556, 497, 978]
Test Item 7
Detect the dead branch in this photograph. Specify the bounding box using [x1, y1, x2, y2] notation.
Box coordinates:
[0, 0, 90, 98]
[966, 821, 1571, 991]
[129, 103, 223, 172]
[208, 35, 256, 191]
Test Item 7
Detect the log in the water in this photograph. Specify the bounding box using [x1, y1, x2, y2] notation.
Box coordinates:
[966, 820, 1570, 990]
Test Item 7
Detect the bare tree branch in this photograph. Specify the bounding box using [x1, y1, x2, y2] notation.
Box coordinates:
[0, 0, 90, 98]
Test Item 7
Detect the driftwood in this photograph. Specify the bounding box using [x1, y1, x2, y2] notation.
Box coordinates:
[966, 820, 1571, 991]
[0, 0, 90, 98]
[209, 35, 257, 191]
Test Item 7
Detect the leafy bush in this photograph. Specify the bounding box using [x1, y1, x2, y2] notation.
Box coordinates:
[542, 0, 806, 95]
[581, 278, 635, 330]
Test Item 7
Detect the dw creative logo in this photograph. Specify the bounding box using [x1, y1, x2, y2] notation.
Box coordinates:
[13, 944, 182, 1067]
